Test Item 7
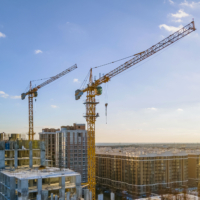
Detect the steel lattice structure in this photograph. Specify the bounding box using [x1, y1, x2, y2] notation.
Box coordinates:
[75, 21, 195, 200]
[22, 64, 77, 140]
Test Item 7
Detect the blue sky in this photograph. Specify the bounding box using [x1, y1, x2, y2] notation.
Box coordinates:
[0, 0, 200, 142]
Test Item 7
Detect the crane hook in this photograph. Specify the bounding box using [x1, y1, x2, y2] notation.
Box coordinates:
[105, 103, 108, 124]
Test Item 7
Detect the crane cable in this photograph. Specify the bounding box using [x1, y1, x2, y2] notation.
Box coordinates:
[80, 36, 182, 90]
[80, 54, 136, 89]
[93, 54, 135, 69]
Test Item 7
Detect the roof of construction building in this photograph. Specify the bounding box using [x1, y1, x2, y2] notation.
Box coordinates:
[96, 147, 200, 157]
[1, 167, 80, 180]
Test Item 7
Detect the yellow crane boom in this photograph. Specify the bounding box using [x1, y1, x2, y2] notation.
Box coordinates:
[75, 21, 195, 200]
[22, 64, 77, 140]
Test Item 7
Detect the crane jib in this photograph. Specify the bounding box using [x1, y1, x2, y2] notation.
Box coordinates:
[95, 21, 195, 86]
[22, 64, 77, 99]
[76, 21, 195, 96]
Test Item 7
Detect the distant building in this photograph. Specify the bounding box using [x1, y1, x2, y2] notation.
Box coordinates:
[96, 147, 188, 197]
[0, 133, 26, 141]
[39, 128, 60, 167]
[56, 123, 88, 183]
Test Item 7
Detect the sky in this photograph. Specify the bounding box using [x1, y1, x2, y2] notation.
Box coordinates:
[0, 0, 200, 143]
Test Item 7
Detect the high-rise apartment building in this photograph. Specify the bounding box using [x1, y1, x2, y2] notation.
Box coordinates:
[56, 123, 88, 183]
[96, 147, 188, 197]
[39, 128, 60, 166]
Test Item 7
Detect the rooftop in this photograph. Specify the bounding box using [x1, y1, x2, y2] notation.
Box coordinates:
[96, 147, 200, 157]
[1, 167, 80, 180]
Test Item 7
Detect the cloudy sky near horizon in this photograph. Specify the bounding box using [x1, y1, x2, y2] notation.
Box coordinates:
[1, 0, 200, 143]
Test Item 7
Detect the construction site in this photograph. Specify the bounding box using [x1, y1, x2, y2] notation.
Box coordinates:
[0, 5, 199, 198]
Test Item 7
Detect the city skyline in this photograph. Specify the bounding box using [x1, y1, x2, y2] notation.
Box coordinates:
[1, 0, 200, 143]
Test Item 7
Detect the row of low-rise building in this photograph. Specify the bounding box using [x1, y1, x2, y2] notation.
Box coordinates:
[95, 147, 200, 197]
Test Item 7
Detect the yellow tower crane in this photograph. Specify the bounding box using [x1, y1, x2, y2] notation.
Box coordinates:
[75, 21, 195, 200]
[21, 64, 77, 140]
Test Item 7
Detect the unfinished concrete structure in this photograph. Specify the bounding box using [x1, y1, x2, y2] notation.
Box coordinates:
[39, 128, 60, 167]
[0, 140, 46, 169]
[96, 147, 188, 197]
[0, 167, 82, 200]
[0, 140, 85, 199]
[55, 123, 88, 183]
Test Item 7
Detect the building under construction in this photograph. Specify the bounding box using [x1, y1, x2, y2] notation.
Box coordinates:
[39, 123, 88, 183]
[0, 139, 84, 199]
[39, 128, 60, 167]
[96, 147, 192, 197]
[0, 167, 82, 200]
[0, 140, 46, 169]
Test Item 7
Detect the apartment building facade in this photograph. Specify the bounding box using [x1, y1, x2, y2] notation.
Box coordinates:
[96, 147, 188, 196]
[188, 152, 200, 187]
[56, 123, 88, 183]
[39, 128, 60, 167]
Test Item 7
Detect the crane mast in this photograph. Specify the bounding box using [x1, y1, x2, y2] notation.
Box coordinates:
[29, 81, 34, 140]
[75, 21, 196, 200]
[22, 64, 77, 140]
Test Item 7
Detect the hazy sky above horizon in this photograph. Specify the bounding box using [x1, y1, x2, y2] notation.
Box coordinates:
[1, 0, 200, 143]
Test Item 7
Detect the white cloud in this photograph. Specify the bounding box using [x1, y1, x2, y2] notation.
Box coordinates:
[180, 0, 200, 8]
[11, 96, 21, 99]
[0, 91, 9, 98]
[171, 9, 189, 18]
[159, 24, 183, 32]
[73, 78, 79, 83]
[0, 32, 6, 38]
[169, 0, 174, 4]
[35, 50, 43, 54]
[51, 105, 58, 108]
[147, 107, 157, 111]
[177, 108, 183, 111]
[173, 19, 182, 23]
